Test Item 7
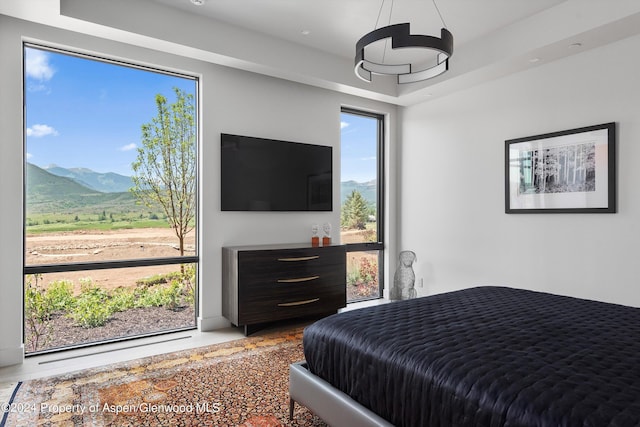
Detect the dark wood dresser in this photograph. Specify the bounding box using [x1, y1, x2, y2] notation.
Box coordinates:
[222, 243, 346, 335]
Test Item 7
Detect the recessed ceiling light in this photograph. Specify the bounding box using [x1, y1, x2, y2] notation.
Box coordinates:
[190, 0, 205, 5]
[569, 42, 582, 49]
[529, 57, 540, 63]
[301, 30, 311, 36]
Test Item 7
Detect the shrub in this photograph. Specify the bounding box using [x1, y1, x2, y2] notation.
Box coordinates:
[181, 264, 196, 305]
[134, 280, 186, 311]
[135, 286, 167, 308]
[69, 279, 112, 328]
[45, 280, 75, 312]
[346, 270, 360, 287]
[347, 257, 377, 286]
[24, 274, 53, 351]
[361, 228, 377, 243]
[109, 287, 136, 312]
[136, 271, 183, 287]
[70, 297, 112, 328]
[25, 275, 52, 322]
[347, 256, 379, 300]
[164, 280, 183, 311]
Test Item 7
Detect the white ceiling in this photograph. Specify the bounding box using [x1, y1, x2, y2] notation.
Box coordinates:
[3, 0, 640, 106]
[151, 0, 564, 61]
[151, 0, 566, 83]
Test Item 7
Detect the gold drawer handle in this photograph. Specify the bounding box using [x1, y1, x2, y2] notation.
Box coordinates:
[277, 256, 320, 262]
[277, 276, 320, 283]
[278, 298, 320, 307]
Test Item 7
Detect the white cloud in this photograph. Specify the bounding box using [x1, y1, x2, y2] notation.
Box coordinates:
[27, 83, 50, 93]
[340, 121, 350, 129]
[25, 49, 55, 81]
[120, 143, 137, 151]
[26, 153, 33, 160]
[26, 124, 58, 138]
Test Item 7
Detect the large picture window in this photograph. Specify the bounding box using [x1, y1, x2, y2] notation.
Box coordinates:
[23, 44, 198, 354]
[340, 108, 384, 302]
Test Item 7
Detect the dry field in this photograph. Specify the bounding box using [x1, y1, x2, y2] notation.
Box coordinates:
[25, 228, 195, 293]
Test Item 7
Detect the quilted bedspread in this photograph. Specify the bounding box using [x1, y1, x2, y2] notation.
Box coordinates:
[303, 286, 640, 427]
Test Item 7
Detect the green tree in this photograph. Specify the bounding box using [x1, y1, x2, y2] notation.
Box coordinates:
[341, 189, 368, 230]
[130, 87, 196, 257]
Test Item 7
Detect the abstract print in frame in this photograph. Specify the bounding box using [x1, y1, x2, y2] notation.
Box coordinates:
[505, 122, 616, 213]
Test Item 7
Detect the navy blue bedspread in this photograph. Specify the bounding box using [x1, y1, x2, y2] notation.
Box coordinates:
[303, 286, 640, 427]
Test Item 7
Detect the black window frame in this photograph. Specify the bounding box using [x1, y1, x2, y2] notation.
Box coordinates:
[22, 43, 200, 355]
[340, 107, 385, 301]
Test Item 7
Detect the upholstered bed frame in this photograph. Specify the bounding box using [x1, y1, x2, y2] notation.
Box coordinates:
[289, 361, 393, 427]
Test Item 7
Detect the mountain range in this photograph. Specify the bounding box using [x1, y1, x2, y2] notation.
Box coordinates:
[26, 163, 136, 214]
[44, 164, 134, 193]
[26, 163, 377, 213]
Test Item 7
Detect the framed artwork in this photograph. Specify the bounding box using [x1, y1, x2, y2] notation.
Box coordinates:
[505, 122, 616, 213]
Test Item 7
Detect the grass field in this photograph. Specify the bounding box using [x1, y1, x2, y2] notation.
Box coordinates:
[25, 212, 172, 234]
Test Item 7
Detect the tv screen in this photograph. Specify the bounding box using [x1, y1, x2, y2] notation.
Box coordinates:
[221, 133, 332, 211]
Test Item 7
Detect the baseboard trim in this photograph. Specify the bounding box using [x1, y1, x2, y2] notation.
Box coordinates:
[198, 315, 230, 331]
[0, 345, 24, 368]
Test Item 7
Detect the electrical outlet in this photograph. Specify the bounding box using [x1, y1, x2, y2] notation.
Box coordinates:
[419, 278, 424, 288]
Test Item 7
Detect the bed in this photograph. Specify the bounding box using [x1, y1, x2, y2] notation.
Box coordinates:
[289, 286, 640, 426]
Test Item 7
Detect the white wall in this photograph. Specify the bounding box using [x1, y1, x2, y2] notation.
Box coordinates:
[399, 33, 640, 306]
[0, 15, 397, 366]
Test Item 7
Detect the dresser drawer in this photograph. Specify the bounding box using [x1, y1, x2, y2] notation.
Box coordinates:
[242, 277, 343, 302]
[238, 247, 345, 281]
[239, 281, 345, 325]
[239, 263, 344, 291]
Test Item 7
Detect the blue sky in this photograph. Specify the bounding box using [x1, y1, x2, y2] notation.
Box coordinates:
[25, 46, 196, 176]
[25, 46, 377, 183]
[340, 113, 378, 183]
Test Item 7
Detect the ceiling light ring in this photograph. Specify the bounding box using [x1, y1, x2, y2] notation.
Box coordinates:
[360, 60, 411, 76]
[354, 22, 454, 84]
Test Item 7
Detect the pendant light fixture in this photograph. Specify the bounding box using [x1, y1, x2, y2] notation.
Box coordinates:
[354, 0, 453, 84]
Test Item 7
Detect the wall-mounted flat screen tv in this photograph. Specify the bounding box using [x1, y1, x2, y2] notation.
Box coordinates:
[221, 133, 332, 211]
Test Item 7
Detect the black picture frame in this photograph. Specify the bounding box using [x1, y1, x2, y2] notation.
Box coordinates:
[505, 122, 616, 214]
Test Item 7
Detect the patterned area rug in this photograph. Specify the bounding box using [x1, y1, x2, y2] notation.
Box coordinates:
[2, 327, 326, 426]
